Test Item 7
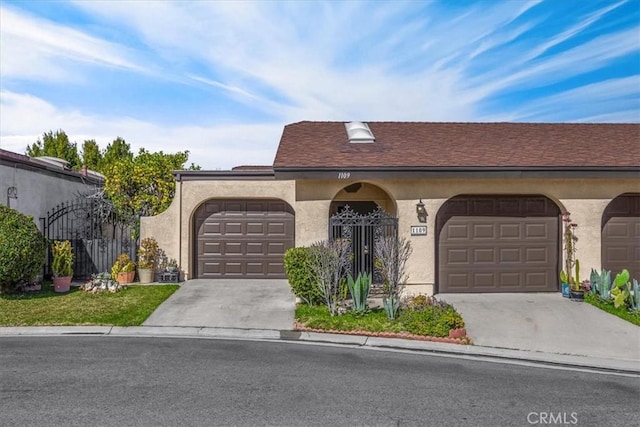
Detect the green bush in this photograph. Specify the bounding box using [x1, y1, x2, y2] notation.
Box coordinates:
[397, 304, 465, 337]
[0, 206, 47, 293]
[284, 247, 323, 305]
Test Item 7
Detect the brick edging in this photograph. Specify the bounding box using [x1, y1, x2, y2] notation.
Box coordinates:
[293, 322, 472, 345]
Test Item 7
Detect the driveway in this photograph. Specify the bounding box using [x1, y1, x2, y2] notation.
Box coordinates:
[143, 279, 295, 330]
[438, 293, 640, 361]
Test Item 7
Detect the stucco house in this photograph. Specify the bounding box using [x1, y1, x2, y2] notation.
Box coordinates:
[141, 121, 639, 295]
[0, 149, 104, 230]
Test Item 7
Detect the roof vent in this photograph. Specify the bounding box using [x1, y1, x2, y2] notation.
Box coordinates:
[32, 156, 71, 170]
[345, 121, 375, 143]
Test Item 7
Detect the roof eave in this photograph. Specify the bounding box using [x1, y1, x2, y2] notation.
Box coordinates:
[273, 166, 640, 180]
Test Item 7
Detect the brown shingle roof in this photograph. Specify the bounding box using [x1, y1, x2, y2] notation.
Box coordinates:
[273, 122, 640, 168]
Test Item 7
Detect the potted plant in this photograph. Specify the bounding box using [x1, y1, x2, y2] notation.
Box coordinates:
[52, 240, 74, 293]
[111, 253, 136, 285]
[137, 237, 159, 284]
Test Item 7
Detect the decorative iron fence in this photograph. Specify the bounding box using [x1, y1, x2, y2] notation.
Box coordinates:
[329, 206, 398, 285]
[40, 198, 138, 279]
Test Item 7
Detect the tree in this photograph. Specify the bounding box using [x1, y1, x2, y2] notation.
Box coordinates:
[101, 137, 133, 174]
[81, 139, 102, 171]
[26, 130, 82, 169]
[105, 149, 190, 217]
[375, 236, 412, 320]
[309, 239, 352, 316]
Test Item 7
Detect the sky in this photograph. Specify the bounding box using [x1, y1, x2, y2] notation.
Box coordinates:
[1, 0, 638, 170]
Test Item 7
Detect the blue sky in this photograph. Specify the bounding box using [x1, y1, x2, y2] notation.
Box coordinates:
[1, 0, 638, 170]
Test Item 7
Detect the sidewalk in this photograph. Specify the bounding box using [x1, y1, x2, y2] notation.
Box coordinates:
[1, 325, 638, 376]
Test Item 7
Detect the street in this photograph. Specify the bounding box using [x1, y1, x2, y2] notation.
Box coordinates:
[1, 337, 638, 426]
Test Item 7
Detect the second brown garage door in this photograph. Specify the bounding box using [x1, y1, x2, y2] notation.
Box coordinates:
[438, 196, 560, 293]
[602, 193, 640, 280]
[194, 199, 294, 279]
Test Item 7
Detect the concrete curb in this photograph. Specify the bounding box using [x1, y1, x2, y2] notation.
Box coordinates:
[1, 326, 638, 375]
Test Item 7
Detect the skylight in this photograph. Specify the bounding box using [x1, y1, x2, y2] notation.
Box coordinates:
[345, 121, 375, 143]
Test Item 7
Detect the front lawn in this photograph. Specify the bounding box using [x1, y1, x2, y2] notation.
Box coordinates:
[584, 292, 640, 326]
[0, 283, 179, 326]
[295, 301, 466, 341]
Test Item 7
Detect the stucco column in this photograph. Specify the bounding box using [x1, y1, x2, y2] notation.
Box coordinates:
[295, 200, 330, 246]
[559, 199, 610, 279]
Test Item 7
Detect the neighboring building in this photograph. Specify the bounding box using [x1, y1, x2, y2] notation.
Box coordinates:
[0, 149, 104, 230]
[141, 122, 640, 294]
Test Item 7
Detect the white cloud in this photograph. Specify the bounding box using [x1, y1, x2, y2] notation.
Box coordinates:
[0, 91, 281, 169]
[0, 5, 145, 82]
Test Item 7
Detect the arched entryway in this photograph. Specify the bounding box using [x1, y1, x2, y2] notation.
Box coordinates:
[436, 195, 561, 293]
[193, 199, 294, 279]
[329, 183, 397, 280]
[602, 193, 640, 280]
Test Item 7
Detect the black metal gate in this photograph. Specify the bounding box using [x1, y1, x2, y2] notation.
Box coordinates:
[40, 198, 137, 279]
[329, 206, 398, 284]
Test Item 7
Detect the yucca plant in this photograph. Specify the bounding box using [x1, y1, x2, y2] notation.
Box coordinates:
[347, 271, 371, 313]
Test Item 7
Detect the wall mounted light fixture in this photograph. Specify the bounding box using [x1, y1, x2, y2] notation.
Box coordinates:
[416, 199, 427, 223]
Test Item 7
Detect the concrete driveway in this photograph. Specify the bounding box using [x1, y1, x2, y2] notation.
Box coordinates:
[438, 293, 640, 361]
[143, 279, 295, 330]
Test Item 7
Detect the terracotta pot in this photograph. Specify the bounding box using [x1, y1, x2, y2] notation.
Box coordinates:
[138, 268, 154, 284]
[117, 271, 135, 285]
[53, 276, 72, 293]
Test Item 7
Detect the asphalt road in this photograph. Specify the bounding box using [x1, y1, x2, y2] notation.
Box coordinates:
[1, 337, 638, 427]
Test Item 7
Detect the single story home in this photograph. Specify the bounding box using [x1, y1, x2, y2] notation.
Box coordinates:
[0, 149, 104, 231]
[141, 122, 640, 294]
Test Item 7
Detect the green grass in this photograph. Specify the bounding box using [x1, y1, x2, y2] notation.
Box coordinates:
[0, 283, 179, 326]
[296, 303, 465, 338]
[297, 305, 403, 333]
[584, 293, 640, 326]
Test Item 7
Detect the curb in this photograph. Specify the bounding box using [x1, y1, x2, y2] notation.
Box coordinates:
[1, 326, 638, 375]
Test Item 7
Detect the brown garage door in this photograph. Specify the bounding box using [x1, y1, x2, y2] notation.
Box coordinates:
[438, 196, 560, 293]
[602, 194, 640, 280]
[194, 199, 294, 278]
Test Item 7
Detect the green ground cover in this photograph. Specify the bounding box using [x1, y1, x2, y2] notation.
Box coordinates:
[0, 284, 178, 326]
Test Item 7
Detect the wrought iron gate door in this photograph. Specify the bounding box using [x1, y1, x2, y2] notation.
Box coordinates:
[329, 206, 398, 282]
[41, 198, 137, 279]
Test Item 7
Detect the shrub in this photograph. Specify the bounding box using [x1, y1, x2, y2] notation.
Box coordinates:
[0, 206, 47, 293]
[111, 253, 136, 280]
[137, 237, 159, 270]
[51, 240, 74, 277]
[284, 247, 323, 305]
[397, 301, 465, 337]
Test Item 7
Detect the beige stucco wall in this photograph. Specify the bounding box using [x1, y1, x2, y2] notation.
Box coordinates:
[142, 174, 638, 294]
[141, 179, 295, 279]
[295, 177, 639, 295]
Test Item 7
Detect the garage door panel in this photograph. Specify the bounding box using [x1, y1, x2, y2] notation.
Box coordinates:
[499, 223, 520, 239]
[439, 212, 558, 293]
[474, 224, 495, 238]
[195, 199, 294, 279]
[267, 222, 286, 235]
[526, 247, 549, 263]
[246, 222, 265, 235]
[474, 248, 495, 263]
[498, 248, 520, 263]
[202, 221, 222, 235]
[446, 224, 469, 239]
[224, 222, 243, 234]
[201, 241, 222, 256]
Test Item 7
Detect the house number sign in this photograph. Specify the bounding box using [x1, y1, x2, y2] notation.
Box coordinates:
[411, 226, 427, 236]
